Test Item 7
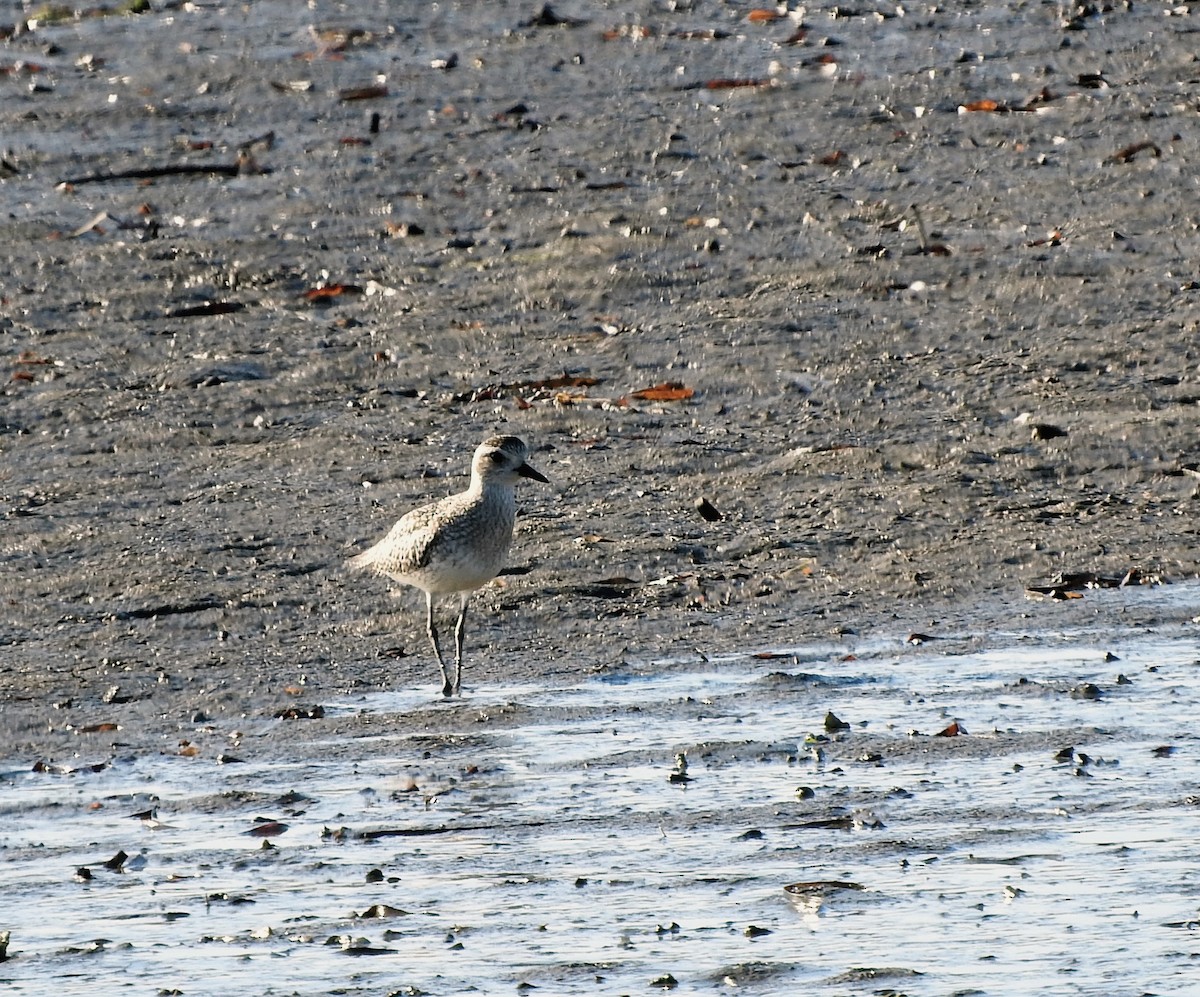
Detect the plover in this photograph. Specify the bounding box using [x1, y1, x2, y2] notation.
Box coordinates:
[348, 435, 548, 697]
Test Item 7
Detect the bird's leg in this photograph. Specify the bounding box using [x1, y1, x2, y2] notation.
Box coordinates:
[451, 593, 470, 696]
[425, 591, 452, 698]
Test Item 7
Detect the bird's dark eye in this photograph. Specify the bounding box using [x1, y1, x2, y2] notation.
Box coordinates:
[488, 451, 506, 464]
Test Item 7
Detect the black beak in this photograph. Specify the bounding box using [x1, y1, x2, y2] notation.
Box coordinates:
[518, 462, 549, 484]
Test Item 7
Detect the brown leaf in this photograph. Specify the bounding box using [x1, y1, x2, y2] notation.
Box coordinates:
[935, 721, 965, 737]
[630, 382, 694, 402]
[747, 8, 782, 21]
[78, 722, 120, 733]
[1104, 140, 1161, 165]
[960, 98, 1005, 112]
[703, 78, 772, 90]
[303, 284, 364, 302]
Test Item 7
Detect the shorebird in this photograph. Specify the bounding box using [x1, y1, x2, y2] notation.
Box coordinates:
[348, 435, 548, 697]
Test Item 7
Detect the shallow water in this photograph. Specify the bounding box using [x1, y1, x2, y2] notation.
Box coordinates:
[3, 587, 1200, 996]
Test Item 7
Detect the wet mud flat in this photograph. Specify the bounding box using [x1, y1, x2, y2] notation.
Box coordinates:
[4, 584, 1200, 996]
[2, 0, 1200, 992]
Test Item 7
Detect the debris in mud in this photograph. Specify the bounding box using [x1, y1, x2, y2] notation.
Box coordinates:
[680, 77, 776, 91]
[649, 974, 678, 989]
[668, 752, 692, 785]
[338, 85, 389, 102]
[244, 819, 288, 837]
[56, 158, 264, 188]
[824, 966, 922, 984]
[327, 935, 396, 956]
[695, 497, 723, 522]
[275, 705, 326, 719]
[787, 816, 855, 830]
[164, 300, 245, 318]
[959, 98, 1010, 113]
[934, 721, 965, 737]
[823, 711, 850, 732]
[460, 372, 602, 405]
[744, 925, 772, 938]
[303, 283, 365, 303]
[522, 4, 588, 28]
[627, 382, 695, 403]
[1103, 140, 1161, 165]
[76, 722, 120, 733]
[1029, 422, 1068, 441]
[784, 880, 865, 897]
[573, 576, 640, 599]
[1026, 568, 1147, 599]
[906, 632, 937, 645]
[355, 904, 410, 919]
[32, 758, 110, 775]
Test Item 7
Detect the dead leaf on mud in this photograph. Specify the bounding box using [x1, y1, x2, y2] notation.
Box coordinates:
[1103, 140, 1161, 165]
[959, 98, 1008, 113]
[629, 382, 694, 402]
[935, 721, 966, 737]
[303, 283, 364, 303]
[77, 722, 120, 733]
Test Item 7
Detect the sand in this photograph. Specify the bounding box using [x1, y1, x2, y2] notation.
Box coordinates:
[2, 0, 1199, 752]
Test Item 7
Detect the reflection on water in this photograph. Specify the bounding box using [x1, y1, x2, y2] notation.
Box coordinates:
[3, 595, 1200, 995]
